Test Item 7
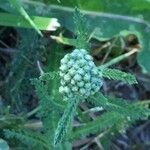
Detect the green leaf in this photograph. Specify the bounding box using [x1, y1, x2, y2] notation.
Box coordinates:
[71, 111, 124, 140]
[4, 129, 48, 149]
[0, 12, 60, 32]
[32, 78, 65, 111]
[73, 8, 90, 50]
[1, 0, 150, 72]
[0, 139, 9, 150]
[78, 93, 150, 140]
[39, 71, 59, 81]
[100, 68, 138, 84]
[48, 4, 150, 73]
[8, 0, 43, 36]
[91, 92, 150, 120]
[54, 96, 81, 146]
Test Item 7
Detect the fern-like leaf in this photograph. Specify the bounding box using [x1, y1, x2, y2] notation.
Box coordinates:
[91, 92, 150, 120]
[4, 129, 48, 149]
[72, 93, 150, 140]
[71, 111, 124, 140]
[39, 71, 59, 81]
[32, 78, 64, 111]
[100, 68, 137, 84]
[74, 8, 90, 50]
[54, 96, 81, 146]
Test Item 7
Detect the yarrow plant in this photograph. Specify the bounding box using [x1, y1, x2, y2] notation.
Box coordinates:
[59, 49, 102, 100]
[2, 8, 150, 150]
[53, 8, 150, 147]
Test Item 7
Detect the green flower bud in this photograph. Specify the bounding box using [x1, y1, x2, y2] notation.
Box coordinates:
[90, 90, 95, 95]
[74, 74, 82, 81]
[60, 79, 66, 86]
[69, 68, 76, 76]
[73, 64, 79, 70]
[77, 59, 86, 67]
[70, 51, 78, 58]
[73, 49, 80, 54]
[91, 68, 98, 75]
[71, 79, 76, 85]
[64, 74, 71, 82]
[59, 48, 103, 99]
[78, 68, 84, 75]
[77, 81, 84, 87]
[64, 86, 70, 93]
[77, 52, 84, 58]
[79, 88, 86, 95]
[59, 72, 64, 77]
[61, 58, 67, 64]
[83, 65, 90, 71]
[84, 83, 91, 89]
[95, 85, 100, 92]
[67, 60, 74, 67]
[64, 54, 70, 61]
[92, 77, 99, 83]
[59, 86, 64, 94]
[83, 74, 91, 81]
[85, 55, 93, 61]
[60, 65, 68, 72]
[72, 86, 78, 92]
[88, 61, 95, 67]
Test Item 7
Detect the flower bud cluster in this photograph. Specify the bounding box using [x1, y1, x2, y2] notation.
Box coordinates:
[59, 49, 102, 100]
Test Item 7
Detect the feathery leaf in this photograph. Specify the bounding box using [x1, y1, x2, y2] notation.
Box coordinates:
[4, 129, 48, 149]
[100, 68, 137, 84]
[54, 96, 81, 146]
[74, 8, 90, 50]
[71, 111, 124, 140]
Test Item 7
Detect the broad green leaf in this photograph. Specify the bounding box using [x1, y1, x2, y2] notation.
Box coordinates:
[8, 0, 44, 36]
[46, 1, 150, 73]
[0, 12, 60, 31]
[49, 7, 150, 73]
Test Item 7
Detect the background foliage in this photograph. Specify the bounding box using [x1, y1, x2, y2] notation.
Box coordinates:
[0, 0, 150, 150]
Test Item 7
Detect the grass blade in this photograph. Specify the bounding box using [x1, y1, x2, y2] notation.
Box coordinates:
[0, 12, 60, 31]
[9, 0, 43, 36]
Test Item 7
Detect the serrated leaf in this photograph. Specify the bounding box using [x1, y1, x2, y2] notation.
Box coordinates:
[39, 71, 59, 81]
[73, 8, 90, 50]
[54, 96, 81, 146]
[71, 111, 124, 140]
[100, 68, 137, 84]
[4, 129, 48, 149]
[91, 92, 150, 120]
[32, 78, 65, 111]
